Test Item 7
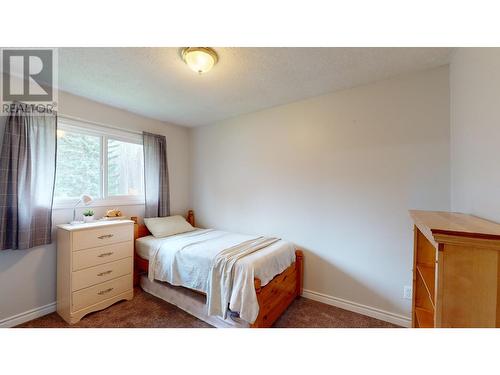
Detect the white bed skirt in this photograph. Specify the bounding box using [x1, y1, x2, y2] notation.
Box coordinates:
[140, 275, 250, 328]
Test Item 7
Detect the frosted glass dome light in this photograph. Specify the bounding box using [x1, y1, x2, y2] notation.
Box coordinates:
[182, 47, 218, 74]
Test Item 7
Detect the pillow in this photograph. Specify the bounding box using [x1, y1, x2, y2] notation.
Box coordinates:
[144, 215, 195, 238]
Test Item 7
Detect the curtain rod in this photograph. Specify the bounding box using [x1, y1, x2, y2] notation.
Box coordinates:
[58, 113, 143, 136]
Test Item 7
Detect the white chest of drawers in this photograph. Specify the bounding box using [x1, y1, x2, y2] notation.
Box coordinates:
[56, 220, 134, 324]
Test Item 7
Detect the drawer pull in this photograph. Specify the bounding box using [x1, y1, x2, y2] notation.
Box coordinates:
[97, 252, 114, 258]
[97, 270, 113, 277]
[97, 234, 114, 240]
[97, 287, 114, 295]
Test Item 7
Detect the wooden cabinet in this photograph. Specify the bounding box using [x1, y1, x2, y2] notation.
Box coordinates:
[410, 210, 500, 328]
[57, 220, 134, 324]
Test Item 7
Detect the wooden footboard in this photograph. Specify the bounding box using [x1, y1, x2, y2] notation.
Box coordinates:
[251, 250, 303, 328]
[132, 212, 304, 328]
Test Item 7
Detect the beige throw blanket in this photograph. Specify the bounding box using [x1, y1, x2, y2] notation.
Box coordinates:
[207, 236, 280, 320]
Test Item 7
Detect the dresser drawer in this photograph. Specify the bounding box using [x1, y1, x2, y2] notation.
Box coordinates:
[72, 257, 132, 291]
[72, 274, 132, 311]
[72, 224, 133, 251]
[72, 241, 133, 271]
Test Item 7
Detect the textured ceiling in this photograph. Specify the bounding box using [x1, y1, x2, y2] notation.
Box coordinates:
[58, 48, 452, 127]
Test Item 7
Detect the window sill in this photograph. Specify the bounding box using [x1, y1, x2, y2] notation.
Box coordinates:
[52, 197, 145, 210]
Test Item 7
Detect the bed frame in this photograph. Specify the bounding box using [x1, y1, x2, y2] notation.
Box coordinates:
[131, 210, 303, 328]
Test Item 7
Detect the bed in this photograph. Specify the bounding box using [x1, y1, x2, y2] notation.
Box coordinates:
[132, 211, 303, 328]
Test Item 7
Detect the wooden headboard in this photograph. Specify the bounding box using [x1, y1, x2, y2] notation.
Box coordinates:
[131, 210, 195, 241]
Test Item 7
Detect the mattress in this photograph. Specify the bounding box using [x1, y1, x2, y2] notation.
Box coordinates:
[135, 229, 295, 288]
[135, 235, 161, 260]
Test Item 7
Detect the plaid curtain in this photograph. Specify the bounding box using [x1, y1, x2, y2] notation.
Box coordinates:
[142, 131, 170, 218]
[0, 104, 57, 250]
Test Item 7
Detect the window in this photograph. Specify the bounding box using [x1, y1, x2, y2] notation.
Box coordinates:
[54, 119, 144, 207]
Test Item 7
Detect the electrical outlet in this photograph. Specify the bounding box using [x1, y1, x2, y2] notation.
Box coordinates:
[403, 285, 412, 300]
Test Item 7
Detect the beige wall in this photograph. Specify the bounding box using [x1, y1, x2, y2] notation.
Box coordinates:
[191, 66, 450, 321]
[0, 91, 191, 324]
[450, 48, 500, 222]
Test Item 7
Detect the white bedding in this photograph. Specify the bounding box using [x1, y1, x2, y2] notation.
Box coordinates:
[136, 229, 295, 323]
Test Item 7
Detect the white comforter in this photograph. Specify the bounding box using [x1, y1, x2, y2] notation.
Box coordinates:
[145, 229, 295, 323]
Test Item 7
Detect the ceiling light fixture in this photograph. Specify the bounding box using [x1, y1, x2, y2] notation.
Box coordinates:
[181, 47, 218, 74]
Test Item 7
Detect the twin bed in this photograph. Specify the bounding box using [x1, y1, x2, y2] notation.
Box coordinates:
[132, 211, 303, 328]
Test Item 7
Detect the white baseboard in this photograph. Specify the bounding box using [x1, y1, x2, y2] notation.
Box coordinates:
[301, 289, 411, 327]
[0, 302, 56, 328]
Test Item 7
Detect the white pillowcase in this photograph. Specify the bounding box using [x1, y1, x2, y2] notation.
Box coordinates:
[144, 215, 195, 238]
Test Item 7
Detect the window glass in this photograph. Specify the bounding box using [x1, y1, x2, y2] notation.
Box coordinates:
[54, 130, 101, 199]
[107, 138, 144, 196]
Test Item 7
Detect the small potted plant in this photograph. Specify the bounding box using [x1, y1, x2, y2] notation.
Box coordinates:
[82, 209, 95, 223]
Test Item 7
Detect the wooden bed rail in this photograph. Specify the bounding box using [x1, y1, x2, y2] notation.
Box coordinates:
[131, 210, 304, 328]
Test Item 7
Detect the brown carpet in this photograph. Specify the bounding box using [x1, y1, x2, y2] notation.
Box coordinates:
[17, 287, 399, 328]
